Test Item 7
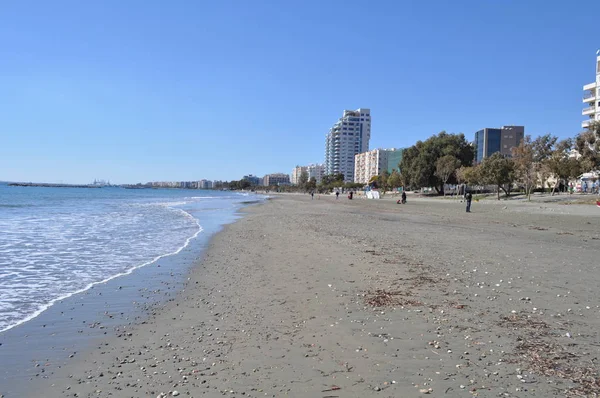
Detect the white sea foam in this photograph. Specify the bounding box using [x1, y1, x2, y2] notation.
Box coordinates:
[0, 196, 204, 334]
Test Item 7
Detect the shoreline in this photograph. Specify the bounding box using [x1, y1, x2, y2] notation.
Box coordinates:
[20, 196, 600, 397]
[0, 198, 252, 397]
[0, 207, 202, 335]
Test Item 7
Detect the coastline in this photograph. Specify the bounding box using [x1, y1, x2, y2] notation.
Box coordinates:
[0, 197, 251, 397]
[20, 195, 600, 397]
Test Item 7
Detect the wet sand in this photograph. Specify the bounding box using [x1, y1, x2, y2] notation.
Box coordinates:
[25, 195, 600, 397]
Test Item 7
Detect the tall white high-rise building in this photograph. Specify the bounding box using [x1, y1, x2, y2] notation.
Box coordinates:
[582, 51, 600, 129]
[324, 108, 371, 182]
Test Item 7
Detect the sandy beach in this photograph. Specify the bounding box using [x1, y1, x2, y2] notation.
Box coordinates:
[25, 194, 600, 398]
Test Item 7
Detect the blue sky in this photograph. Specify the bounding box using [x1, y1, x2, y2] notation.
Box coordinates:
[1, 0, 599, 184]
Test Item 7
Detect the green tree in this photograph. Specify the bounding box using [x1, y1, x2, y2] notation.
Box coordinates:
[331, 173, 345, 188]
[575, 121, 600, 173]
[298, 171, 309, 189]
[306, 177, 317, 191]
[545, 139, 581, 195]
[511, 135, 537, 201]
[400, 131, 474, 194]
[241, 180, 252, 190]
[318, 174, 345, 192]
[479, 153, 516, 200]
[378, 170, 390, 193]
[434, 155, 461, 195]
[344, 182, 363, 190]
[464, 166, 483, 186]
[387, 170, 402, 190]
[532, 134, 558, 193]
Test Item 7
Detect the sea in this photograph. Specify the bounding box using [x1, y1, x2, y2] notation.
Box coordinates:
[0, 183, 260, 334]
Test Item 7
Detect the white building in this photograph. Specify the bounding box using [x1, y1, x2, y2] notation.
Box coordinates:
[306, 163, 325, 183]
[291, 166, 307, 185]
[325, 108, 371, 182]
[354, 148, 399, 184]
[292, 164, 325, 185]
[263, 173, 291, 186]
[582, 51, 600, 129]
[198, 179, 212, 189]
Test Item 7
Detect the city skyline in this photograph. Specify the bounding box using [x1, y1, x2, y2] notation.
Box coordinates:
[1, 2, 599, 184]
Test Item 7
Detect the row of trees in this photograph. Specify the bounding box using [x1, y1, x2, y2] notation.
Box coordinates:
[400, 132, 475, 195]
[228, 172, 363, 193]
[294, 172, 364, 193]
[397, 123, 600, 200]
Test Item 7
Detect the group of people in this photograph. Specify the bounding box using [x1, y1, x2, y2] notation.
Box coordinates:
[310, 190, 354, 200]
[317, 189, 474, 211]
[310, 188, 475, 213]
[579, 181, 600, 194]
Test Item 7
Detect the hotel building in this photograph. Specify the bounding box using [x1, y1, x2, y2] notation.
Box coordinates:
[582, 52, 600, 129]
[324, 108, 371, 182]
[354, 148, 403, 184]
[263, 173, 291, 186]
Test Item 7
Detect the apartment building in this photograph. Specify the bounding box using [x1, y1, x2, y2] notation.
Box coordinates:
[263, 173, 291, 186]
[291, 166, 307, 185]
[324, 108, 371, 182]
[474, 126, 524, 163]
[292, 164, 324, 184]
[306, 163, 325, 183]
[198, 179, 213, 189]
[582, 51, 600, 129]
[354, 148, 402, 184]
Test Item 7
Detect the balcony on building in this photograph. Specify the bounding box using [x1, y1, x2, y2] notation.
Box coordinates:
[582, 119, 592, 128]
[582, 105, 596, 116]
[583, 90, 596, 103]
[583, 82, 597, 91]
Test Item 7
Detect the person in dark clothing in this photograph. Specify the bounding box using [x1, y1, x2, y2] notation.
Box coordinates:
[465, 191, 473, 212]
[311, 191, 314, 200]
[401, 191, 407, 204]
[335, 191, 340, 199]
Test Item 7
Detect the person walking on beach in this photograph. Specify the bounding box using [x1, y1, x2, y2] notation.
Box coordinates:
[311, 191, 314, 200]
[401, 190, 407, 204]
[465, 191, 473, 213]
[335, 191, 340, 200]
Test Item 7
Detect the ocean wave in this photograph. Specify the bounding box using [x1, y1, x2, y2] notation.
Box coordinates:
[0, 200, 203, 334]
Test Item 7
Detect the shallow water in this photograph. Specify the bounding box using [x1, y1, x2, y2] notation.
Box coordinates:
[0, 185, 255, 333]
